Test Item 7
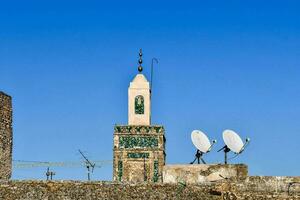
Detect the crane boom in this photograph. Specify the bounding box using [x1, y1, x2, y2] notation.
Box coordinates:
[13, 160, 112, 168]
[78, 149, 94, 167]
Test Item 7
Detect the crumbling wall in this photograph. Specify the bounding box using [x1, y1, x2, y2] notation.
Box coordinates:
[0, 176, 299, 200]
[163, 164, 248, 183]
[0, 91, 13, 180]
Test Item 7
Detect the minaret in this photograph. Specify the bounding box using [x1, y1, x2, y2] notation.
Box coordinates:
[113, 50, 165, 183]
[128, 49, 151, 125]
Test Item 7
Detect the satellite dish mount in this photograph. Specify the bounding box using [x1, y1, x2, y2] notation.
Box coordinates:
[190, 150, 206, 164]
[217, 145, 231, 164]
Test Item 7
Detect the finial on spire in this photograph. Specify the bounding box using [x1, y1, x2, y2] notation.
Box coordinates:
[138, 49, 143, 73]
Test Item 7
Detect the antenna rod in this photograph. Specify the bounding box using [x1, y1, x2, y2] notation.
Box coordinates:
[150, 58, 158, 124]
[46, 167, 50, 180]
[46, 167, 55, 181]
[208, 140, 217, 152]
[150, 58, 158, 95]
[239, 138, 250, 154]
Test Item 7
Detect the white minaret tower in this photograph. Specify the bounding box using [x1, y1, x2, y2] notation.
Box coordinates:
[128, 49, 151, 125]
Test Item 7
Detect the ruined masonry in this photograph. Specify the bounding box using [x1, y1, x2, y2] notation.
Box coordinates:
[0, 91, 13, 180]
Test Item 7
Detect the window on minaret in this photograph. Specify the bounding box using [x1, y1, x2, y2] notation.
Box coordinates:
[135, 95, 144, 114]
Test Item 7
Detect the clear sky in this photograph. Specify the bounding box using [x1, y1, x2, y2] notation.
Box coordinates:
[1, 0, 300, 180]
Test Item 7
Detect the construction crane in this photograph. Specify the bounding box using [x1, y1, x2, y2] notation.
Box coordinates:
[78, 149, 95, 181]
[13, 159, 112, 180]
[13, 160, 112, 168]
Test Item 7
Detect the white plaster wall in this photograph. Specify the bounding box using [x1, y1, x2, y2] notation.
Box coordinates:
[128, 74, 151, 125]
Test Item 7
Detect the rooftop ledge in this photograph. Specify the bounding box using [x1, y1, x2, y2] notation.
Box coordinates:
[163, 164, 248, 184]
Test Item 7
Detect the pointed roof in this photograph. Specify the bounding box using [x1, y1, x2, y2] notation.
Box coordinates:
[130, 74, 150, 89]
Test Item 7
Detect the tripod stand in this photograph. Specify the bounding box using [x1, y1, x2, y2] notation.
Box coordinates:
[190, 150, 206, 164]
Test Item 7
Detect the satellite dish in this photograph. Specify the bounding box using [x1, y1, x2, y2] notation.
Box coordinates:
[223, 130, 244, 153]
[191, 130, 211, 153]
[190, 130, 217, 164]
[218, 129, 250, 164]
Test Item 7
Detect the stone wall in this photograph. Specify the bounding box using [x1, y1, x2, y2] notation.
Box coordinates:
[163, 164, 248, 183]
[0, 176, 299, 200]
[0, 91, 13, 180]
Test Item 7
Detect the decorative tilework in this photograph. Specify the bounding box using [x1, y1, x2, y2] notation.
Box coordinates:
[135, 95, 144, 114]
[118, 161, 123, 181]
[153, 160, 159, 182]
[127, 153, 149, 159]
[119, 136, 158, 149]
[113, 125, 165, 183]
[114, 126, 164, 134]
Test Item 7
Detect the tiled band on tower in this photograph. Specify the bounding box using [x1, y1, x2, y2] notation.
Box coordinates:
[113, 53, 166, 182]
[113, 125, 165, 182]
[0, 92, 13, 180]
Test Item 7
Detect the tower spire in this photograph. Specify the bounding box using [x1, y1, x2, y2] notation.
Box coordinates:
[138, 49, 143, 73]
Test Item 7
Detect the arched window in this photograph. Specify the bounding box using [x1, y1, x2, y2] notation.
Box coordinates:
[135, 95, 144, 114]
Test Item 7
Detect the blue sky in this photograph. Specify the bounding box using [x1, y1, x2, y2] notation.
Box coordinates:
[1, 0, 300, 180]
